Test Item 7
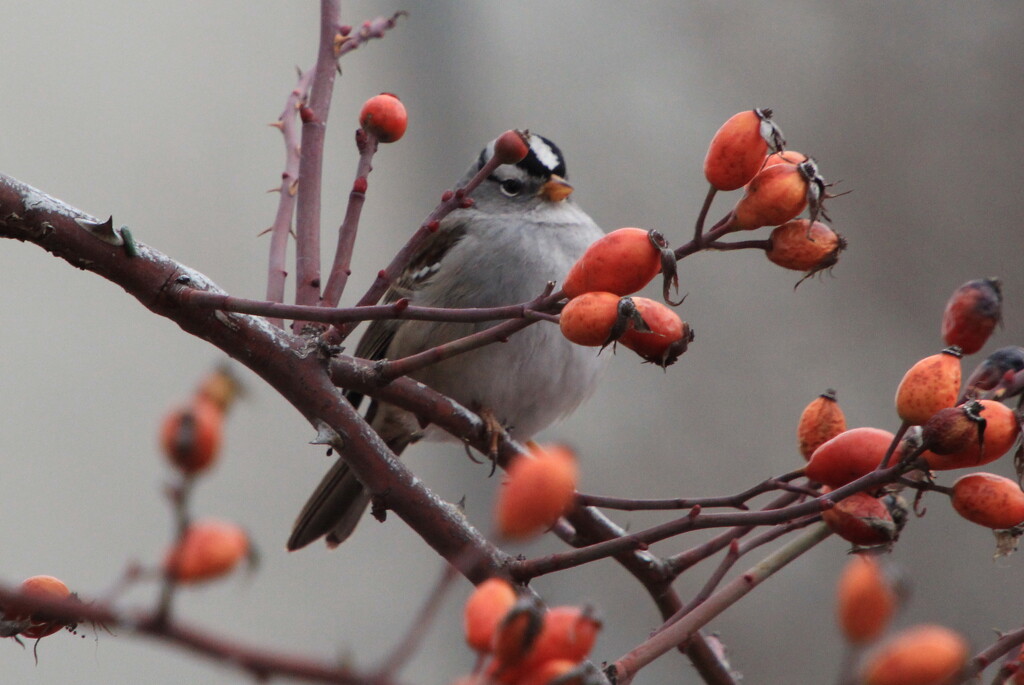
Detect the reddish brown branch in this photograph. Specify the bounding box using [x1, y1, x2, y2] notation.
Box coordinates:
[0, 582, 404, 684]
[0, 173, 508, 584]
[512, 462, 909, 580]
[321, 129, 380, 307]
[324, 149, 522, 345]
[293, 0, 342, 325]
[178, 287, 553, 326]
[265, 67, 314, 326]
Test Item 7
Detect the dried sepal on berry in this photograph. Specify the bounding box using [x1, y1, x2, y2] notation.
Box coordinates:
[797, 389, 847, 461]
[618, 297, 693, 368]
[941, 278, 1002, 355]
[703, 108, 785, 191]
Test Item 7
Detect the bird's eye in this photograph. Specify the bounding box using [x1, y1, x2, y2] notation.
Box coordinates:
[499, 179, 525, 197]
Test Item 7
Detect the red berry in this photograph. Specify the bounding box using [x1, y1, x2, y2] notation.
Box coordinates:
[731, 160, 818, 231]
[359, 93, 407, 143]
[951, 472, 1024, 529]
[496, 445, 578, 539]
[703, 109, 784, 191]
[5, 575, 73, 639]
[923, 399, 1020, 470]
[766, 219, 845, 274]
[164, 520, 250, 583]
[836, 554, 897, 644]
[464, 578, 518, 653]
[822, 491, 902, 547]
[860, 625, 968, 685]
[563, 228, 663, 299]
[160, 397, 224, 475]
[493, 129, 531, 165]
[559, 292, 621, 347]
[618, 296, 693, 368]
[805, 427, 896, 487]
[941, 278, 1002, 354]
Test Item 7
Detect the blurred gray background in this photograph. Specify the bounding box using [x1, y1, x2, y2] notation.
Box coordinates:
[3, 2, 1023, 683]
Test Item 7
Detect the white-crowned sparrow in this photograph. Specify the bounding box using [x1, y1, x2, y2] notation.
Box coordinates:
[288, 133, 606, 550]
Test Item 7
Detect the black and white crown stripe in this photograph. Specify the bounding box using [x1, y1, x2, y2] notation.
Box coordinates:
[476, 134, 568, 181]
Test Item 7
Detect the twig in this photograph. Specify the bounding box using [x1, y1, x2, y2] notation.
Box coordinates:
[293, 0, 342, 328]
[374, 564, 460, 680]
[323, 149, 522, 345]
[959, 625, 1024, 683]
[0, 581, 407, 685]
[576, 468, 807, 512]
[606, 523, 832, 685]
[264, 67, 314, 327]
[321, 129, 380, 307]
[177, 288, 553, 326]
[512, 462, 909, 580]
[693, 184, 717, 247]
[374, 285, 558, 382]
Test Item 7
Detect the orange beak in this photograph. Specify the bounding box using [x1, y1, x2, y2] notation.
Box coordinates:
[539, 175, 573, 202]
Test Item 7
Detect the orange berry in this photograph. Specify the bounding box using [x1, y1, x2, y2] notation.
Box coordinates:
[491, 597, 546, 672]
[822, 491, 901, 547]
[195, 365, 242, 414]
[731, 159, 820, 231]
[563, 228, 662, 299]
[496, 445, 579, 539]
[894, 348, 963, 425]
[765, 219, 845, 274]
[5, 575, 73, 639]
[836, 555, 897, 644]
[559, 292, 622, 346]
[164, 519, 250, 583]
[703, 109, 784, 191]
[805, 427, 896, 487]
[797, 389, 848, 461]
[860, 624, 968, 685]
[923, 399, 1019, 470]
[522, 606, 602, 670]
[464, 578, 518, 653]
[951, 472, 1024, 529]
[160, 397, 224, 475]
[941, 278, 1002, 355]
[359, 93, 407, 143]
[618, 297, 694, 368]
